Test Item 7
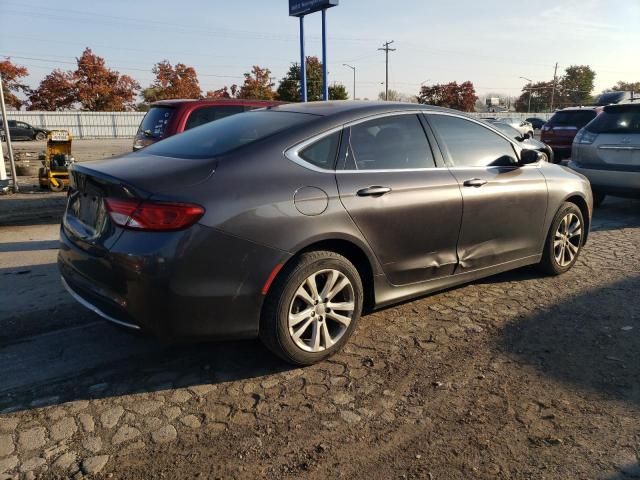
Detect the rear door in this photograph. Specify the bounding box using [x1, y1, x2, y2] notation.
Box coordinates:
[426, 113, 548, 272]
[336, 113, 462, 285]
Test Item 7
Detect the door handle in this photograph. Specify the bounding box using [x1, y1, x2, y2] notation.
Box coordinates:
[463, 178, 488, 188]
[356, 186, 392, 197]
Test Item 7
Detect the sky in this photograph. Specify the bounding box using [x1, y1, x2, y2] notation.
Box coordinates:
[1, 0, 639, 102]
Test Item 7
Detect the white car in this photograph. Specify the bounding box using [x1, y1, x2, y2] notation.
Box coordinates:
[498, 117, 534, 138]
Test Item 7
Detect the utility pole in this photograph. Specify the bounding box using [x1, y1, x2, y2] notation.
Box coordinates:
[378, 40, 396, 101]
[0, 73, 18, 192]
[343, 64, 356, 100]
[550, 62, 558, 113]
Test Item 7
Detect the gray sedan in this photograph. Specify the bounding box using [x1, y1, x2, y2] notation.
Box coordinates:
[58, 102, 592, 365]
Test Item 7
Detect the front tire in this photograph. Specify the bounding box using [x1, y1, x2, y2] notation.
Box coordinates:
[35, 132, 46, 141]
[538, 202, 585, 275]
[260, 251, 363, 366]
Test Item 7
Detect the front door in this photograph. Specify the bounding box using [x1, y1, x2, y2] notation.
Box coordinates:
[336, 113, 463, 286]
[426, 113, 548, 272]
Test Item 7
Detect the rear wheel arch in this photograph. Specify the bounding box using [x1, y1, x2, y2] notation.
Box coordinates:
[268, 238, 377, 314]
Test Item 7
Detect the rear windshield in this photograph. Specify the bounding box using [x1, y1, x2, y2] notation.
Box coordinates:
[586, 106, 640, 134]
[144, 110, 314, 159]
[139, 106, 174, 138]
[548, 110, 597, 128]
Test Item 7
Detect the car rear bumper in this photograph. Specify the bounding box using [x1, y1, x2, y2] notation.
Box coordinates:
[568, 161, 640, 196]
[58, 224, 291, 340]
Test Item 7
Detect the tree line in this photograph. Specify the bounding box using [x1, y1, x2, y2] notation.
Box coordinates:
[1, 49, 637, 112]
[0, 48, 349, 111]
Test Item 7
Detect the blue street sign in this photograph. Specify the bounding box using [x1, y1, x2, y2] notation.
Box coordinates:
[289, 0, 339, 17]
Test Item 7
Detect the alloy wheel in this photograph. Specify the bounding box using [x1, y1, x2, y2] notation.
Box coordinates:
[288, 269, 355, 353]
[553, 213, 582, 267]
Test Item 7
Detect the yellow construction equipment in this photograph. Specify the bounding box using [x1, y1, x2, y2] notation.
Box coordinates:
[39, 130, 74, 192]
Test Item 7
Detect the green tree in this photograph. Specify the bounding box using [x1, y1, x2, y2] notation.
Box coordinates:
[377, 89, 402, 101]
[515, 81, 554, 112]
[611, 81, 640, 93]
[560, 65, 595, 106]
[328, 83, 349, 100]
[277, 57, 342, 102]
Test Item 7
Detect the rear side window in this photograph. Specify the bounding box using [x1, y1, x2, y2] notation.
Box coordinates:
[586, 106, 640, 134]
[144, 111, 315, 159]
[429, 114, 516, 167]
[347, 115, 435, 170]
[139, 107, 174, 138]
[299, 131, 341, 169]
[184, 105, 246, 131]
[548, 110, 596, 128]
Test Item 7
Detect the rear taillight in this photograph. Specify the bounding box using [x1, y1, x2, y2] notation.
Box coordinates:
[575, 129, 598, 145]
[104, 198, 204, 231]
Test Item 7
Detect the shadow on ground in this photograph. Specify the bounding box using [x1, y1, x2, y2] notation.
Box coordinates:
[500, 274, 640, 408]
[591, 197, 640, 232]
[0, 318, 292, 414]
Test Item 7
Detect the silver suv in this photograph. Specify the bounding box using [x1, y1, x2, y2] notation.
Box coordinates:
[498, 117, 534, 138]
[569, 104, 640, 206]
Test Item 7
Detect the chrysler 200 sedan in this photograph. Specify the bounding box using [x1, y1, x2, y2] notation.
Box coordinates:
[59, 102, 592, 366]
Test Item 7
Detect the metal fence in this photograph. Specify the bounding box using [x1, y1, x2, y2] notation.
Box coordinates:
[3, 110, 553, 140]
[4, 111, 145, 139]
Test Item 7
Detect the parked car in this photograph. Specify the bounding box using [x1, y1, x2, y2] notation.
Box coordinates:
[0, 120, 50, 141]
[595, 91, 635, 106]
[487, 120, 554, 163]
[541, 107, 601, 160]
[59, 102, 592, 366]
[133, 99, 282, 151]
[569, 103, 640, 206]
[526, 117, 547, 130]
[497, 117, 534, 137]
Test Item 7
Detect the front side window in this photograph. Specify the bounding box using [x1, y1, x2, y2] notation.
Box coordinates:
[429, 114, 517, 167]
[299, 131, 341, 170]
[347, 114, 435, 170]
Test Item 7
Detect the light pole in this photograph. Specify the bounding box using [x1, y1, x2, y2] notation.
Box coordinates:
[520, 76, 533, 113]
[343, 64, 356, 100]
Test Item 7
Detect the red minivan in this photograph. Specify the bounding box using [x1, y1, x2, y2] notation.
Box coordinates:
[133, 99, 282, 151]
[540, 107, 602, 160]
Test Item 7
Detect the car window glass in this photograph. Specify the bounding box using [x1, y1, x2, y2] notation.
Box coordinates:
[348, 115, 435, 170]
[299, 131, 341, 170]
[185, 105, 246, 131]
[430, 114, 517, 167]
[587, 106, 640, 134]
[17, 122, 29, 128]
[139, 107, 174, 138]
[8, 121, 16, 127]
[548, 110, 596, 128]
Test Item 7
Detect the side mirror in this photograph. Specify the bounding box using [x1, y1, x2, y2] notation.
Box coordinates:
[522, 132, 531, 140]
[519, 149, 542, 165]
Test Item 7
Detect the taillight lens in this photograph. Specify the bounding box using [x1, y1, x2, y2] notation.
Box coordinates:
[104, 198, 204, 231]
[575, 129, 598, 145]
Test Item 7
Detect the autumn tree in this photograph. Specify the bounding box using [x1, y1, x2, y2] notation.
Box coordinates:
[0, 58, 30, 109]
[28, 70, 76, 110]
[417, 81, 477, 112]
[238, 66, 275, 100]
[277, 57, 344, 102]
[205, 85, 239, 99]
[143, 61, 201, 103]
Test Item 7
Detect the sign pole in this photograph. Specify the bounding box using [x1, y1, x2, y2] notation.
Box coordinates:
[299, 16, 307, 103]
[0, 73, 18, 192]
[321, 8, 328, 101]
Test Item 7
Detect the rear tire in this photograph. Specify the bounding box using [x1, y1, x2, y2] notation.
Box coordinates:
[260, 251, 363, 366]
[538, 202, 585, 276]
[592, 192, 606, 208]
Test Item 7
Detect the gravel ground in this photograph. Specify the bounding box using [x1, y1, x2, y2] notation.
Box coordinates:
[0, 174, 638, 479]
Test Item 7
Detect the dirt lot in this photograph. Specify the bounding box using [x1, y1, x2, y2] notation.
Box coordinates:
[0, 170, 639, 479]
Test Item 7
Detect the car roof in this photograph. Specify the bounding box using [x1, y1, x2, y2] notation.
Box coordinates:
[557, 106, 598, 111]
[150, 98, 283, 107]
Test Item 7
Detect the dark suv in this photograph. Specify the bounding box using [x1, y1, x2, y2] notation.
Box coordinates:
[133, 99, 282, 151]
[541, 107, 601, 160]
[0, 120, 50, 141]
